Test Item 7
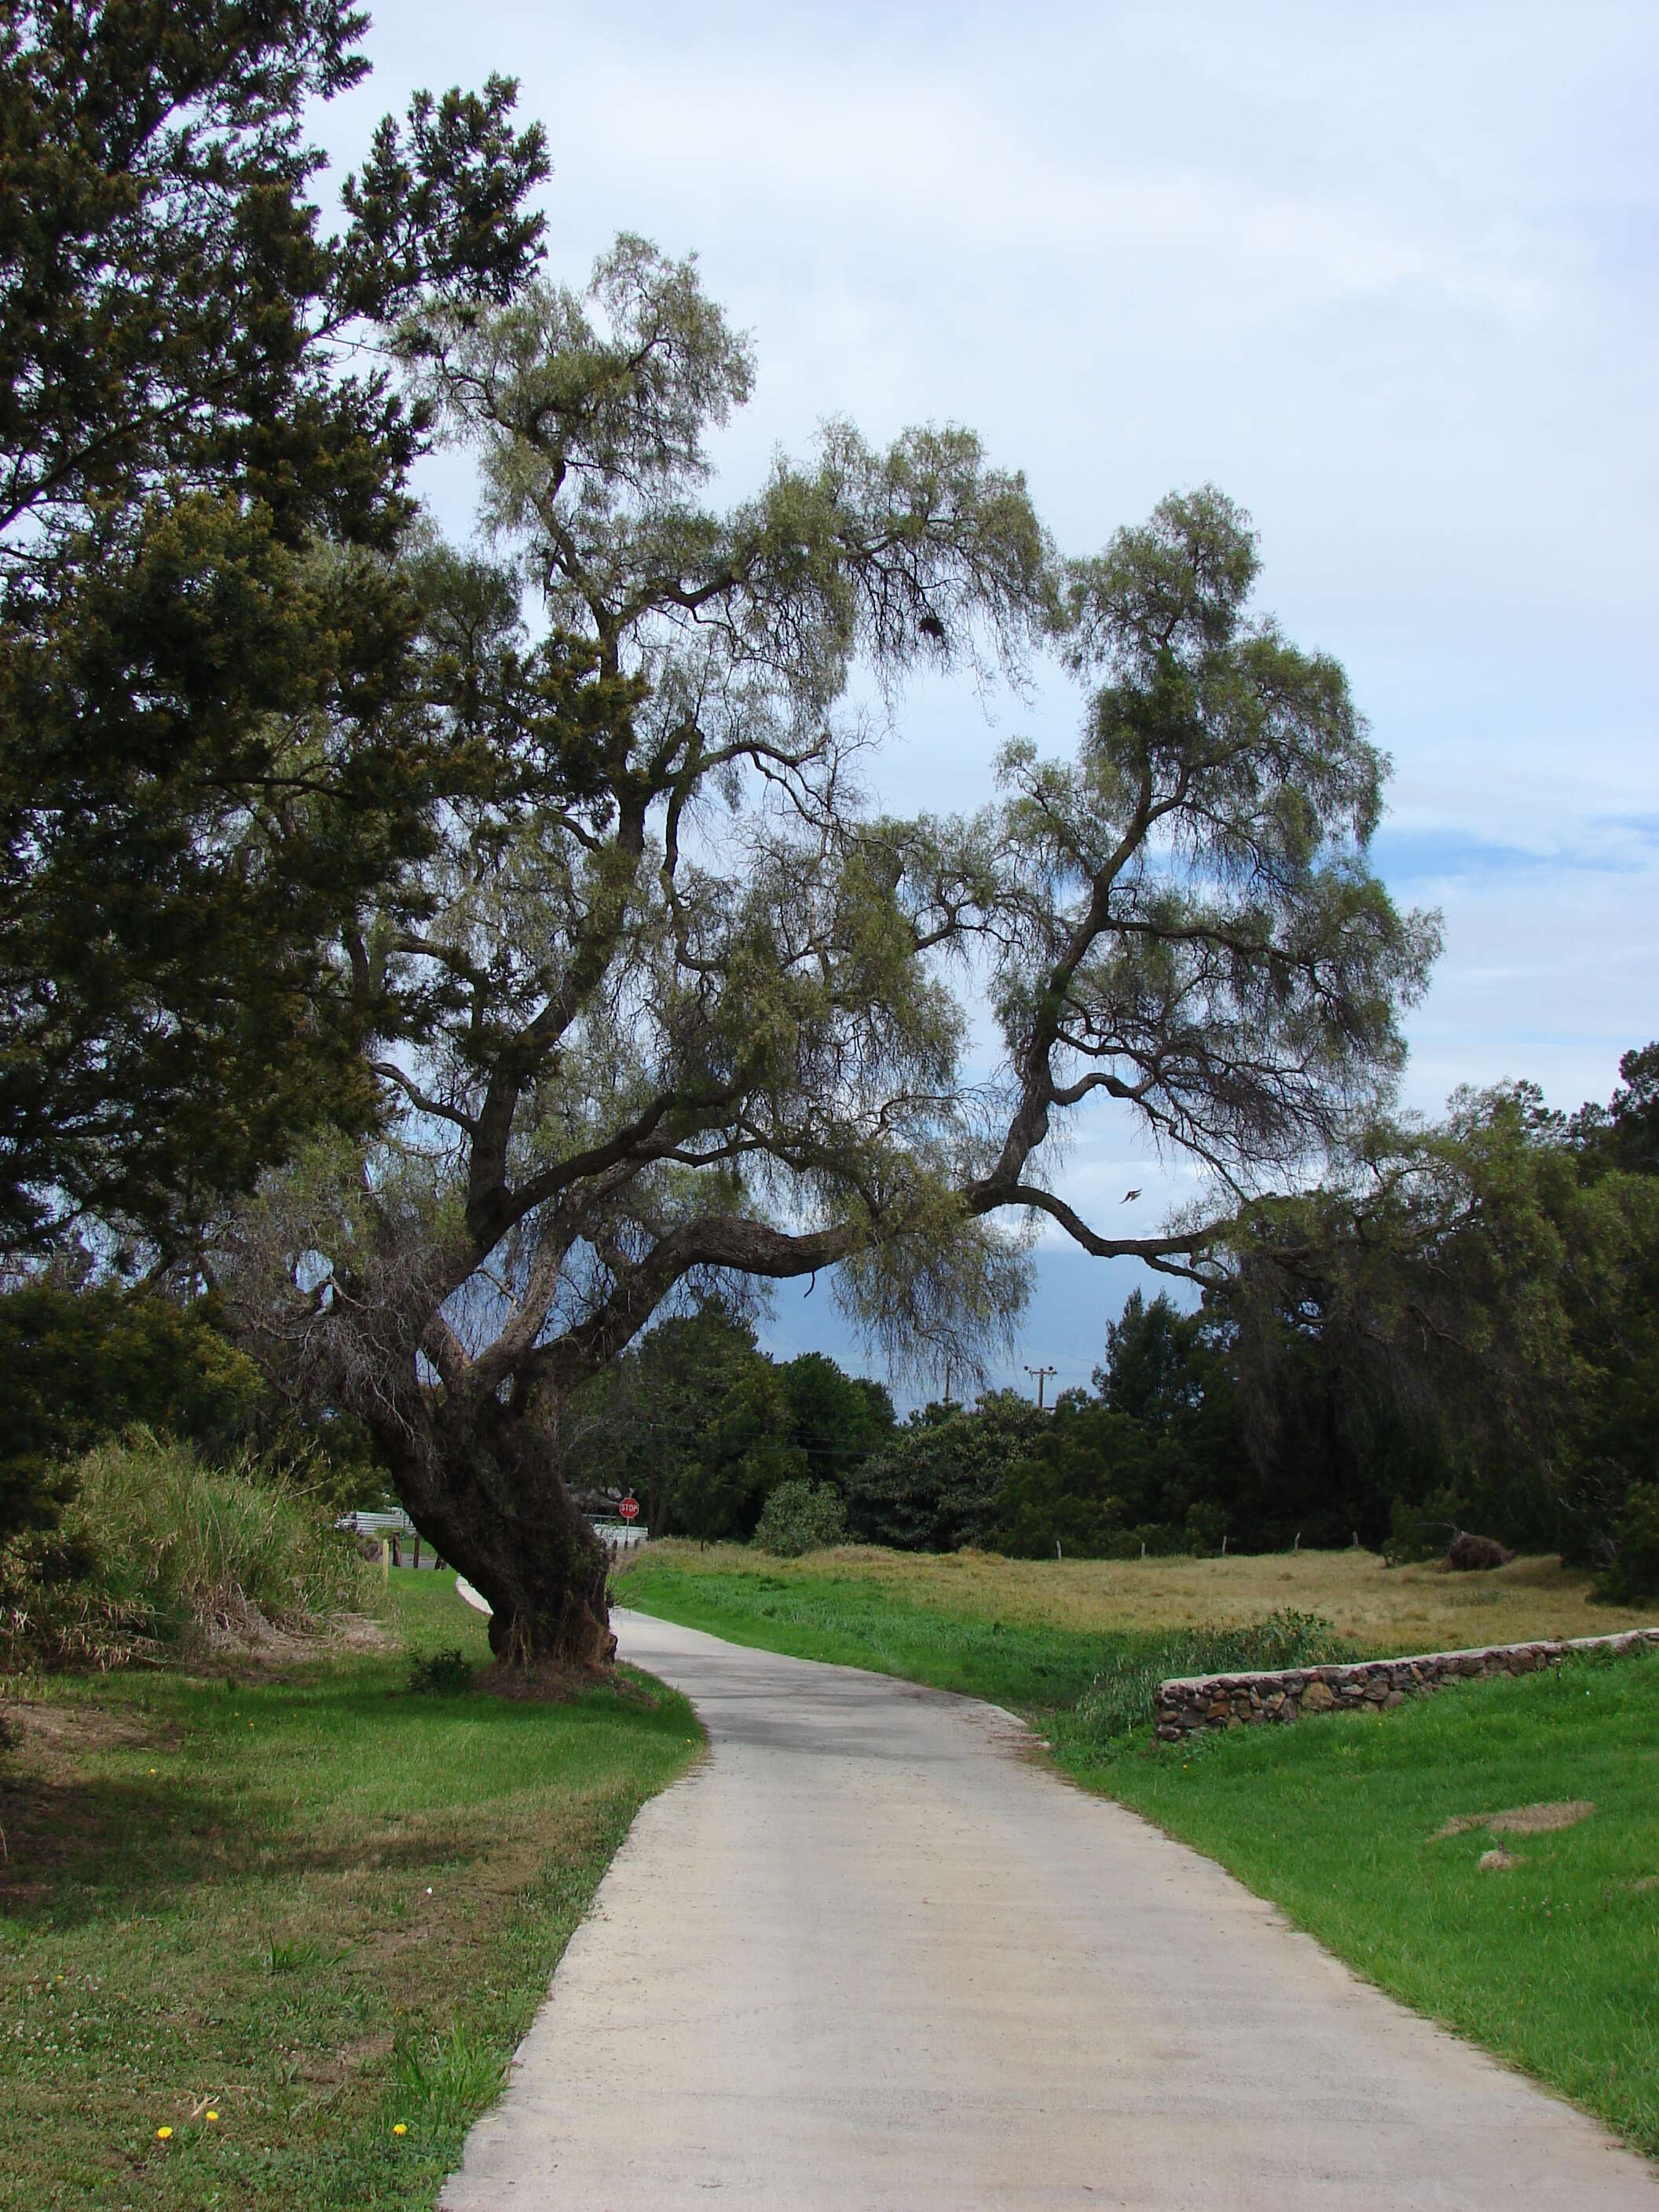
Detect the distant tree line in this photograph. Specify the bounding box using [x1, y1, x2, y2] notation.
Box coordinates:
[556, 1298, 895, 1541]
[4, 1041, 1654, 1599]
[558, 1044, 1659, 1595]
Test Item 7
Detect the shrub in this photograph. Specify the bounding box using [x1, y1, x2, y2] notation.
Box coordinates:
[1384, 1489, 1465, 1565]
[0, 1281, 395, 1546]
[408, 1646, 475, 1695]
[1594, 1483, 1659, 1604]
[0, 1282, 268, 1546]
[753, 1479, 847, 1558]
[0, 1430, 375, 1668]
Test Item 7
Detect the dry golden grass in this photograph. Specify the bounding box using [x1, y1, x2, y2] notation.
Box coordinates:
[646, 1540, 1656, 1655]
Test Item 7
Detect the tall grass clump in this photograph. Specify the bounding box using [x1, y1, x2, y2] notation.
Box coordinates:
[1064, 1610, 1350, 1755]
[0, 1430, 375, 1668]
[390, 2021, 509, 2133]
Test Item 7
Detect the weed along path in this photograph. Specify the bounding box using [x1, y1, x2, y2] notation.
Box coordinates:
[441, 1613, 1658, 2210]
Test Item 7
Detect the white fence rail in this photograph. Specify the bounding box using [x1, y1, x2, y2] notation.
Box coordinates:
[339, 1509, 648, 1566]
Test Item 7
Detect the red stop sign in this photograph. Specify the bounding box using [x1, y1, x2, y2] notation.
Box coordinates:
[619, 1496, 639, 1522]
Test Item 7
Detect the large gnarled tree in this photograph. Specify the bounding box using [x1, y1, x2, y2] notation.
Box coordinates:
[222, 239, 1436, 1664]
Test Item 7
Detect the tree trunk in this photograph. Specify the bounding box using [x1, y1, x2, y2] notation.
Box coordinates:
[380, 1398, 614, 1670]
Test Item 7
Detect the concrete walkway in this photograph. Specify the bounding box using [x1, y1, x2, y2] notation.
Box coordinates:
[440, 1610, 1659, 2210]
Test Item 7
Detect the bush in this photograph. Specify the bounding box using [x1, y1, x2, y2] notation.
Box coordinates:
[753, 1479, 847, 1558]
[0, 1282, 267, 1546]
[408, 1646, 475, 1695]
[1384, 1489, 1466, 1566]
[1594, 1483, 1659, 1604]
[0, 1431, 375, 1668]
[0, 1281, 394, 1546]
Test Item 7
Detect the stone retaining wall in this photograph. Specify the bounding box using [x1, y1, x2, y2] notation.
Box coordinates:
[1154, 1626, 1659, 1742]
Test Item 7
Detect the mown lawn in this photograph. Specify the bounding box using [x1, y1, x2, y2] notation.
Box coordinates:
[1091, 1646, 1659, 2159]
[622, 1551, 1126, 1708]
[0, 1573, 700, 2212]
[622, 1544, 1659, 2159]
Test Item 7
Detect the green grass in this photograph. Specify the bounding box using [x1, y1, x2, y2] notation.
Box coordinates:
[621, 1551, 1347, 1740]
[0, 1572, 701, 2210]
[1090, 1644, 1659, 2156]
[622, 1545, 1659, 2159]
[619, 1534, 1658, 1650]
[623, 1555, 1135, 1708]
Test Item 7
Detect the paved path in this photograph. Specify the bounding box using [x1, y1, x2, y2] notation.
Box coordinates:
[441, 1611, 1659, 2210]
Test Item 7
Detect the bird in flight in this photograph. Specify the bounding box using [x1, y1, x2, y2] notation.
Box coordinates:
[1121, 1187, 1141, 1203]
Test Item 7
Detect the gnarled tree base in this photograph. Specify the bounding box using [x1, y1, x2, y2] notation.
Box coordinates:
[379, 1401, 615, 1672]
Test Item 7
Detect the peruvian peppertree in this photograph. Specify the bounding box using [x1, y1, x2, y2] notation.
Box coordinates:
[220, 243, 1434, 1665]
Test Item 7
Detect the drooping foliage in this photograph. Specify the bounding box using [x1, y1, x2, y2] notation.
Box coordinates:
[215, 309, 1430, 1657]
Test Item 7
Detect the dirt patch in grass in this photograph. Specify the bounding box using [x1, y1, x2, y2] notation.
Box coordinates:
[5, 1694, 156, 1760]
[204, 1609, 397, 1664]
[475, 1652, 602, 1702]
[1437, 1799, 1597, 1840]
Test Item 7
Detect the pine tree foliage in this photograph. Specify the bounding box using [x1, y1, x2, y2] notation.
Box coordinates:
[0, 2, 548, 1247]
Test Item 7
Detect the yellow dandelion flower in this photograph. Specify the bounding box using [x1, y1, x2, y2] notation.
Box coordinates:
[156, 2126, 173, 2141]
[205, 2111, 218, 2124]
[393, 2122, 408, 2137]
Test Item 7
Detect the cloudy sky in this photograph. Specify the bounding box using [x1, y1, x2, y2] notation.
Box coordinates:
[323, 2, 1657, 1398]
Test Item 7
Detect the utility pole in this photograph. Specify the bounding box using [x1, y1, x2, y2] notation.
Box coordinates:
[1024, 1363, 1057, 1410]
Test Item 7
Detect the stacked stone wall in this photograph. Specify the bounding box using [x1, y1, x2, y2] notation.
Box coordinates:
[1154, 1626, 1659, 1742]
